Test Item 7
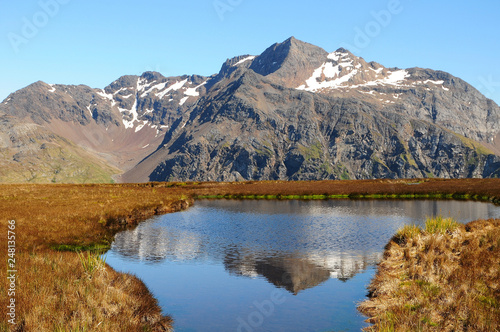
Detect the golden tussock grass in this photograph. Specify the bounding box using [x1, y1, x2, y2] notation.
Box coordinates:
[1, 179, 500, 331]
[358, 217, 500, 331]
[0, 184, 193, 332]
[1, 252, 173, 331]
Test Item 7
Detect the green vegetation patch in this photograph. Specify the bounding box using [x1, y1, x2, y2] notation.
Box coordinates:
[455, 133, 495, 156]
[425, 216, 459, 235]
[197, 192, 499, 205]
[50, 243, 111, 253]
[402, 152, 418, 167]
[371, 154, 389, 169]
[196, 194, 350, 200]
[478, 295, 499, 309]
[298, 141, 323, 160]
[77, 250, 107, 277]
[395, 224, 421, 243]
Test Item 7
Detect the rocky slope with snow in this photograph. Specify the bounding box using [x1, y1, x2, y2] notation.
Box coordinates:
[1, 37, 499, 183]
[0, 71, 209, 179]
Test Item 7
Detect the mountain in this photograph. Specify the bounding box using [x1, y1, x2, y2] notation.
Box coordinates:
[0, 114, 119, 183]
[1, 37, 500, 183]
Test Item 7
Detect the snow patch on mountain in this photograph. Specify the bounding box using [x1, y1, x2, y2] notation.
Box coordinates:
[114, 87, 131, 95]
[156, 79, 188, 99]
[135, 120, 149, 133]
[137, 78, 155, 92]
[141, 82, 168, 98]
[415, 80, 445, 85]
[297, 55, 411, 92]
[380, 70, 410, 85]
[184, 81, 207, 97]
[119, 98, 138, 129]
[233, 56, 256, 66]
[322, 62, 342, 78]
[97, 90, 117, 106]
[327, 51, 351, 62]
[297, 61, 359, 91]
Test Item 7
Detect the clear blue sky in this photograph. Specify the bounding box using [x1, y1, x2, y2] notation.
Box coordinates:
[1, 0, 499, 104]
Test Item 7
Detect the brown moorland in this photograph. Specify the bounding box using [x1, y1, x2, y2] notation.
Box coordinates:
[0, 178, 499, 331]
[0, 184, 193, 332]
[174, 178, 500, 202]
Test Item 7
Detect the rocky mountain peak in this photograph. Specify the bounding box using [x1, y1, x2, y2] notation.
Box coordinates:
[105, 75, 139, 93]
[248, 36, 328, 87]
[334, 47, 350, 54]
[140, 71, 166, 82]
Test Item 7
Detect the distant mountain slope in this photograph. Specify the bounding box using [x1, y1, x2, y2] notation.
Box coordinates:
[1, 72, 208, 172]
[1, 37, 499, 183]
[0, 114, 119, 183]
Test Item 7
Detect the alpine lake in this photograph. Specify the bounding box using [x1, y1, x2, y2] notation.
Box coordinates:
[106, 199, 500, 332]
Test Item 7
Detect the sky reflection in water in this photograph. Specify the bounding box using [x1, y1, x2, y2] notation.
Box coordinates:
[106, 199, 500, 332]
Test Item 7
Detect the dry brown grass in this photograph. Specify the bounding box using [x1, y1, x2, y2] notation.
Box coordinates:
[159, 178, 500, 203]
[1, 252, 173, 331]
[0, 184, 193, 332]
[358, 217, 500, 331]
[1, 179, 500, 331]
[0, 184, 192, 252]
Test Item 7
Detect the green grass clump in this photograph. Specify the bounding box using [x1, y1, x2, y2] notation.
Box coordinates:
[54, 323, 90, 332]
[425, 216, 459, 235]
[77, 251, 106, 277]
[396, 224, 421, 241]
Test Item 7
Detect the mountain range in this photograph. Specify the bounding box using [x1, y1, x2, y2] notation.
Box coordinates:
[1, 37, 499, 183]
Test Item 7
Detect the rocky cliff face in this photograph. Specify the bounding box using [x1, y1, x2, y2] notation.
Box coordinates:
[1, 37, 499, 183]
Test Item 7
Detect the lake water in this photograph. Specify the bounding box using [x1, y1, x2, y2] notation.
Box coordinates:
[106, 199, 500, 332]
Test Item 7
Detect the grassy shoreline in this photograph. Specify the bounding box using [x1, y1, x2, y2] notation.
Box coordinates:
[358, 217, 500, 331]
[196, 192, 498, 202]
[177, 178, 500, 205]
[1, 178, 500, 331]
[0, 184, 193, 332]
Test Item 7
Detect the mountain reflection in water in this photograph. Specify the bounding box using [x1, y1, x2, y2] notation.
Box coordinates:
[223, 250, 381, 294]
[110, 199, 499, 292]
[107, 199, 500, 332]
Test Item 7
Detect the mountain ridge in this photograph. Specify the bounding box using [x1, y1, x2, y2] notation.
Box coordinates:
[1, 37, 499, 183]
